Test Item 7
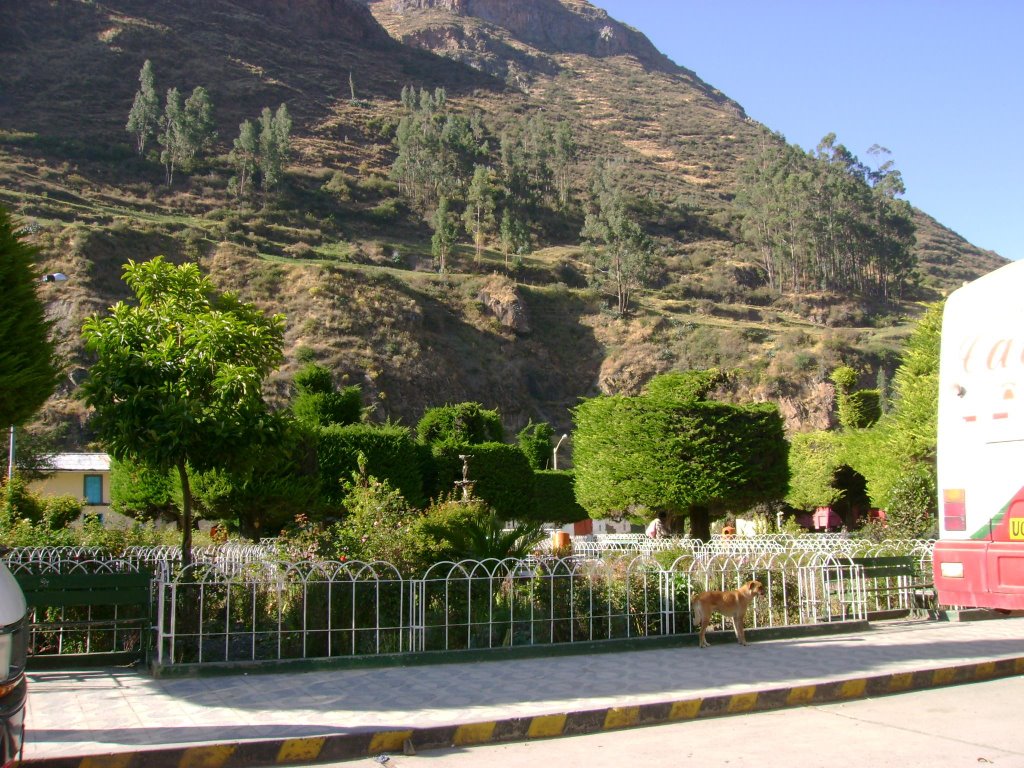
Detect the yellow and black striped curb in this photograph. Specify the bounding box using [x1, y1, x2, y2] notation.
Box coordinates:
[18, 657, 1024, 768]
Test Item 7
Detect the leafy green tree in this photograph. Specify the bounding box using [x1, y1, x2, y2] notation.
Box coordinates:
[581, 161, 654, 316]
[572, 371, 789, 540]
[188, 417, 321, 538]
[181, 86, 216, 167]
[431, 196, 458, 273]
[735, 131, 916, 302]
[498, 207, 529, 270]
[80, 256, 285, 564]
[844, 302, 942, 526]
[532, 470, 589, 523]
[0, 207, 60, 435]
[392, 87, 480, 212]
[552, 121, 577, 208]
[157, 87, 184, 185]
[110, 457, 179, 523]
[228, 119, 259, 199]
[417, 402, 504, 445]
[126, 59, 160, 156]
[291, 363, 362, 427]
[785, 431, 844, 511]
[517, 421, 554, 470]
[258, 104, 292, 199]
[156, 86, 214, 185]
[463, 165, 497, 263]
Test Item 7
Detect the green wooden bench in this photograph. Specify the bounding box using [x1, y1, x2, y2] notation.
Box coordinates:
[14, 570, 153, 668]
[851, 556, 934, 618]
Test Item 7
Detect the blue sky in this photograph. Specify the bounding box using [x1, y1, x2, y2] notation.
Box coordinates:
[596, 1, 1023, 262]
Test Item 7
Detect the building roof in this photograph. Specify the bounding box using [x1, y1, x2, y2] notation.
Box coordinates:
[45, 453, 111, 472]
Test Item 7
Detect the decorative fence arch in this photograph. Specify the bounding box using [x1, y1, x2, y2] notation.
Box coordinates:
[4, 537, 936, 668]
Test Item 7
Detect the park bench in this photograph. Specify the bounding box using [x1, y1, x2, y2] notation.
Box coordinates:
[851, 556, 934, 619]
[14, 569, 153, 668]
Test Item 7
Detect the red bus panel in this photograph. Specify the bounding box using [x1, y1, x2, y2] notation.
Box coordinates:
[933, 539, 1024, 610]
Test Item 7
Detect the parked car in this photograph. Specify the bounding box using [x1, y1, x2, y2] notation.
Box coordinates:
[0, 550, 27, 767]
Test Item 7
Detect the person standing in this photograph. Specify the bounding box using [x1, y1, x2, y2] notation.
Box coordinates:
[646, 512, 666, 539]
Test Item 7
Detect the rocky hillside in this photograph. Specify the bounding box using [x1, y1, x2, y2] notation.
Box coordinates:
[0, 0, 1007, 449]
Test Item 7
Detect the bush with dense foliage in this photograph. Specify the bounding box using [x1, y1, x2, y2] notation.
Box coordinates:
[430, 442, 535, 519]
[573, 370, 789, 539]
[417, 402, 504, 445]
[292, 363, 363, 428]
[532, 470, 589, 523]
[317, 423, 425, 507]
[110, 457, 179, 522]
[419, 502, 546, 561]
[1, 475, 81, 531]
[785, 431, 844, 511]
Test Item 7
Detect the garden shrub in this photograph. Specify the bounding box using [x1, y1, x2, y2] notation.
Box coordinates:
[431, 442, 535, 520]
[532, 470, 588, 524]
[292, 364, 363, 427]
[417, 402, 504, 445]
[317, 423, 425, 507]
[517, 421, 554, 469]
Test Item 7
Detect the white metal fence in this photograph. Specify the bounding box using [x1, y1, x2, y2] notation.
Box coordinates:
[3, 536, 935, 667]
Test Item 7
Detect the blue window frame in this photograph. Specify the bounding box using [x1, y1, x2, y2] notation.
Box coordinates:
[84, 474, 103, 505]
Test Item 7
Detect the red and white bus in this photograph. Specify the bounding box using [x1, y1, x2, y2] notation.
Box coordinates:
[932, 259, 1024, 610]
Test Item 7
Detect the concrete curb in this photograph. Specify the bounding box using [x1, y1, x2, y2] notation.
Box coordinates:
[17, 656, 1024, 768]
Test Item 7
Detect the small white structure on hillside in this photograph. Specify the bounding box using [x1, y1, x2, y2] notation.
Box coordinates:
[28, 452, 119, 525]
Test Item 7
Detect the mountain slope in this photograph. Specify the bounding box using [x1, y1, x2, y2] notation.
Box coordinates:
[0, 0, 1007, 448]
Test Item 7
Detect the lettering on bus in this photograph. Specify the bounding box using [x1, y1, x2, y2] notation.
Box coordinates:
[959, 336, 1024, 374]
[1011, 517, 1024, 541]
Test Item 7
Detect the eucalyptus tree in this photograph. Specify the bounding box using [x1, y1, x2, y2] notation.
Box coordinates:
[80, 257, 285, 564]
[735, 131, 916, 302]
[498, 207, 529, 270]
[228, 119, 259, 199]
[581, 161, 654, 316]
[157, 87, 184, 185]
[259, 104, 292, 199]
[126, 59, 160, 156]
[552, 120, 578, 208]
[431, 196, 458, 273]
[463, 165, 497, 263]
[156, 86, 215, 186]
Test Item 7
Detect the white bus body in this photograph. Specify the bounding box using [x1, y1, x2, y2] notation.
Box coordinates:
[932, 259, 1024, 610]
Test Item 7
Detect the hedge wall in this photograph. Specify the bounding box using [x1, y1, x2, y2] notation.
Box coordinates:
[431, 442, 535, 520]
[317, 423, 425, 507]
[532, 470, 588, 523]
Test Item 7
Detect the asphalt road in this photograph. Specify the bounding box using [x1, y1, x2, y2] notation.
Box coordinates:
[289, 676, 1024, 768]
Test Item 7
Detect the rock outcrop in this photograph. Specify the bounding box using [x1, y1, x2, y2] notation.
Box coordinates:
[370, 0, 680, 72]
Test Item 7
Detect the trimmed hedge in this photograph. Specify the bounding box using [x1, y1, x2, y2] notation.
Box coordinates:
[318, 423, 425, 507]
[431, 442, 535, 520]
[532, 470, 588, 523]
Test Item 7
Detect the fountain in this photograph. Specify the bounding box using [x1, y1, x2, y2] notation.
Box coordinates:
[454, 454, 475, 502]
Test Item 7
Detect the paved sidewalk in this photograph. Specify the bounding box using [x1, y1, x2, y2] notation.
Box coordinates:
[18, 617, 1024, 767]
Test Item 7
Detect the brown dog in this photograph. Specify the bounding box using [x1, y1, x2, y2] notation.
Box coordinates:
[691, 580, 764, 648]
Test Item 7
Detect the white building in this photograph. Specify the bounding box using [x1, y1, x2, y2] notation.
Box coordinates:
[27, 452, 121, 525]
